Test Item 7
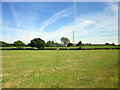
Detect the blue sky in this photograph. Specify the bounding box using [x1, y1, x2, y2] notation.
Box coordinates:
[1, 2, 118, 44]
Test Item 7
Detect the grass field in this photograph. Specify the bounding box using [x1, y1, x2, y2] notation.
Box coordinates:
[1, 50, 119, 88]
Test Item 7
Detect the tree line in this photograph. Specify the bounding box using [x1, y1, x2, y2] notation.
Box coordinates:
[0, 37, 83, 49]
[0, 37, 117, 50]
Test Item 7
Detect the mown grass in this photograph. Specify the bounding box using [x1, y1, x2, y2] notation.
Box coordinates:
[1, 50, 119, 88]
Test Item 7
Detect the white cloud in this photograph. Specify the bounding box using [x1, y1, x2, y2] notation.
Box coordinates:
[2, 2, 118, 44]
[44, 2, 118, 44]
[84, 20, 94, 24]
[38, 7, 71, 31]
[10, 3, 39, 30]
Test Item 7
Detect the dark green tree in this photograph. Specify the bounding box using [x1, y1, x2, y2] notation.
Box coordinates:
[0, 41, 7, 47]
[105, 43, 109, 45]
[14, 40, 25, 48]
[67, 43, 73, 47]
[30, 38, 45, 49]
[76, 41, 82, 46]
[46, 41, 55, 47]
[76, 41, 82, 50]
[27, 43, 34, 48]
[111, 43, 115, 45]
[54, 42, 61, 47]
[61, 37, 70, 45]
[6, 44, 14, 47]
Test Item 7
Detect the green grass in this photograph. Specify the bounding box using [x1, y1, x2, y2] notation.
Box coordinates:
[0, 45, 120, 50]
[1, 50, 119, 88]
[82, 45, 120, 49]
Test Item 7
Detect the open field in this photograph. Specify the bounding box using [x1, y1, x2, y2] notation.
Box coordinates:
[1, 50, 119, 88]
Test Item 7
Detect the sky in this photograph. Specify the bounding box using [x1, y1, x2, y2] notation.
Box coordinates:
[1, 1, 118, 44]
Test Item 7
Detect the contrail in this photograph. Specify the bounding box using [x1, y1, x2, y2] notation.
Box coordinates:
[73, 0, 77, 22]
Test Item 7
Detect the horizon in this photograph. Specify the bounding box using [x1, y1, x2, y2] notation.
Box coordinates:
[1, 2, 118, 44]
[0, 39, 118, 45]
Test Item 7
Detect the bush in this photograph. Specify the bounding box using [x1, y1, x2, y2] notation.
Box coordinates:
[67, 43, 73, 47]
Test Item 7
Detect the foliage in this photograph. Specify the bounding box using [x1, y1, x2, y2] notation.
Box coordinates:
[105, 43, 109, 45]
[30, 38, 45, 49]
[14, 40, 26, 48]
[61, 37, 70, 45]
[45, 41, 61, 47]
[111, 43, 115, 45]
[54, 43, 61, 47]
[27, 43, 34, 48]
[6, 44, 14, 47]
[0, 41, 15, 47]
[1, 45, 120, 50]
[67, 43, 73, 47]
[46, 41, 55, 47]
[76, 41, 82, 46]
[0, 41, 8, 47]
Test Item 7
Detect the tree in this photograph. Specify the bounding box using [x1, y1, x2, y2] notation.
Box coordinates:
[46, 41, 55, 47]
[61, 37, 70, 46]
[27, 43, 34, 48]
[14, 40, 25, 48]
[111, 43, 115, 45]
[105, 43, 109, 45]
[54, 42, 61, 47]
[0, 41, 15, 47]
[76, 41, 82, 46]
[76, 41, 82, 50]
[0, 41, 7, 47]
[30, 38, 45, 49]
[67, 43, 73, 47]
[6, 43, 14, 47]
